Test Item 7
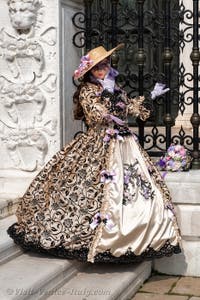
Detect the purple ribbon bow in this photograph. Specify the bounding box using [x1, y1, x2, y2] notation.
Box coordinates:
[90, 212, 114, 230]
[104, 114, 125, 126]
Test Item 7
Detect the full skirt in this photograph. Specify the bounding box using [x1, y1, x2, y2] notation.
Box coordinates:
[7, 126, 181, 263]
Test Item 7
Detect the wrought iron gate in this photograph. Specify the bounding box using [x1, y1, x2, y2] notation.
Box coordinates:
[72, 0, 200, 168]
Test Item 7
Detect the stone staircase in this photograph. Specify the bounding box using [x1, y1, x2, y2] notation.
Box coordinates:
[0, 202, 152, 300]
[154, 170, 200, 277]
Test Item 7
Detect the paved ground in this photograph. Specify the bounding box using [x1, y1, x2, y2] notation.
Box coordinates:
[132, 273, 200, 300]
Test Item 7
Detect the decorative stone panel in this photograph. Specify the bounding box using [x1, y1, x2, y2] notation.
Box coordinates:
[0, 0, 83, 199]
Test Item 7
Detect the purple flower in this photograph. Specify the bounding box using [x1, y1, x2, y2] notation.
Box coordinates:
[107, 128, 118, 135]
[158, 158, 166, 168]
[181, 160, 186, 167]
[124, 175, 130, 185]
[156, 143, 191, 172]
[103, 128, 123, 143]
[103, 213, 114, 230]
[90, 212, 101, 230]
[80, 54, 90, 62]
[74, 54, 93, 79]
[124, 170, 132, 185]
[144, 191, 149, 200]
[100, 170, 116, 183]
[168, 145, 175, 152]
[90, 212, 114, 230]
[103, 135, 111, 142]
[168, 160, 175, 167]
[124, 174, 131, 185]
[116, 101, 126, 109]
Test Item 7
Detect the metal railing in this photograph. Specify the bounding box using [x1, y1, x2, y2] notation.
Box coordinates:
[72, 0, 200, 168]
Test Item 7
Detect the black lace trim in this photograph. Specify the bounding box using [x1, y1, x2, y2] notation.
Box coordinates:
[114, 125, 133, 137]
[7, 223, 181, 264]
[101, 89, 127, 120]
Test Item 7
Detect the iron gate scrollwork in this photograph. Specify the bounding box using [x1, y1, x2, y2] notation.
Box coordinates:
[72, 0, 200, 168]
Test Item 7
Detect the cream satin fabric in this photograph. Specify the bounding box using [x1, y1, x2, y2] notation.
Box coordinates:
[94, 136, 180, 257]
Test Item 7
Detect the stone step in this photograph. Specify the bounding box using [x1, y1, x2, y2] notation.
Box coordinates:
[0, 168, 39, 219]
[46, 261, 152, 300]
[0, 215, 22, 264]
[0, 253, 85, 300]
[0, 197, 19, 220]
[0, 216, 152, 300]
[0, 169, 38, 219]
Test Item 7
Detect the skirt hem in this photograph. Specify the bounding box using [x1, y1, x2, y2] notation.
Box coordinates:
[7, 223, 181, 264]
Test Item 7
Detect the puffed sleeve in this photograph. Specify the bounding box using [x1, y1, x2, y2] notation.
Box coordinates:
[127, 96, 150, 121]
[79, 84, 109, 126]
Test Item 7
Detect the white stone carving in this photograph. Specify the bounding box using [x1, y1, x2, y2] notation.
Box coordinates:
[40, 27, 57, 46]
[7, 0, 43, 34]
[0, 29, 44, 79]
[0, 0, 59, 171]
[0, 0, 57, 81]
[0, 26, 57, 81]
[0, 74, 57, 171]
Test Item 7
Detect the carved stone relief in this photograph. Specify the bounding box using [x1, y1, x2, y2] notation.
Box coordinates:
[0, 74, 57, 171]
[8, 0, 42, 33]
[0, 30, 45, 80]
[0, 0, 58, 171]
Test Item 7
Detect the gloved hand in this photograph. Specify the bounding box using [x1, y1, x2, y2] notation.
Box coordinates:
[150, 83, 170, 100]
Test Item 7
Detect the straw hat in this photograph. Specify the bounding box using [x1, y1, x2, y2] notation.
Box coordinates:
[74, 43, 124, 79]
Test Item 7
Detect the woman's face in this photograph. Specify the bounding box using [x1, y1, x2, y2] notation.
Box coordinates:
[90, 59, 110, 80]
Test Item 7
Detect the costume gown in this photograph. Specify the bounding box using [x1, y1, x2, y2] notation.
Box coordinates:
[8, 82, 181, 263]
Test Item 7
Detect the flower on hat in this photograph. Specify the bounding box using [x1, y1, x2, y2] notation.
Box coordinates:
[73, 44, 124, 79]
[74, 54, 94, 79]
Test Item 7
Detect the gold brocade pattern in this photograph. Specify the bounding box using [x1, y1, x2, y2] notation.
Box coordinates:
[14, 129, 109, 250]
[8, 82, 181, 263]
[87, 139, 115, 262]
[127, 96, 150, 121]
[80, 83, 150, 126]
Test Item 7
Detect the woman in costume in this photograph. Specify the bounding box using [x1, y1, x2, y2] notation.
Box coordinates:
[8, 44, 181, 263]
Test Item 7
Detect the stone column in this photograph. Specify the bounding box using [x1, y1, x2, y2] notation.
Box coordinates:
[0, 0, 84, 203]
[175, 0, 193, 128]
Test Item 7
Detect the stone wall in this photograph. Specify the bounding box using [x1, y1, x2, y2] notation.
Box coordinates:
[154, 170, 200, 276]
[0, 0, 83, 201]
